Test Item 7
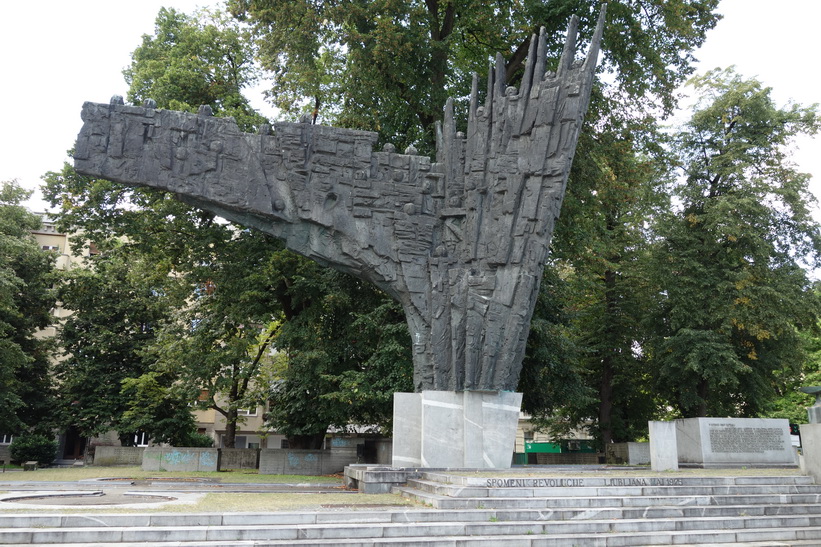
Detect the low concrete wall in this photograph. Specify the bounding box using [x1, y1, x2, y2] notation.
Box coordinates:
[259, 447, 358, 475]
[607, 442, 650, 465]
[93, 446, 144, 466]
[142, 447, 219, 472]
[535, 452, 600, 465]
[219, 448, 259, 470]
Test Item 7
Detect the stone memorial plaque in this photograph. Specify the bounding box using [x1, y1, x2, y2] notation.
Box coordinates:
[676, 417, 795, 467]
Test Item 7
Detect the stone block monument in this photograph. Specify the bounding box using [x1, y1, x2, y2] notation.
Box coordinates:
[676, 418, 795, 468]
[74, 9, 605, 468]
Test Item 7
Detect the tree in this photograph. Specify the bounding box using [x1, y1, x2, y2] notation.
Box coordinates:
[0, 181, 58, 436]
[230, 0, 720, 152]
[762, 326, 821, 425]
[123, 6, 414, 446]
[143, 228, 286, 448]
[52, 242, 179, 441]
[266, 263, 413, 448]
[543, 116, 673, 445]
[647, 68, 821, 417]
[125, 7, 264, 131]
[46, 7, 414, 447]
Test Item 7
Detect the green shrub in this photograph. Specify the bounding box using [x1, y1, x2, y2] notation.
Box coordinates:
[179, 432, 214, 447]
[9, 434, 58, 465]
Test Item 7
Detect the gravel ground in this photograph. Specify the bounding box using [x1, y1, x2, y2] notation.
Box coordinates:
[0, 466, 342, 484]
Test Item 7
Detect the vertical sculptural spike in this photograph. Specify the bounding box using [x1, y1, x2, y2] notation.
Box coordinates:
[468, 72, 479, 127]
[485, 60, 494, 113]
[443, 97, 456, 155]
[584, 5, 607, 71]
[535, 27, 547, 82]
[495, 52, 507, 98]
[435, 120, 444, 163]
[519, 33, 538, 98]
[517, 33, 539, 128]
[444, 97, 455, 134]
[557, 15, 579, 77]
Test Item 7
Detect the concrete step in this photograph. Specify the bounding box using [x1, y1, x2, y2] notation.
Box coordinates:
[2, 525, 821, 546]
[404, 477, 821, 499]
[4, 501, 821, 529]
[419, 472, 815, 487]
[397, 485, 821, 510]
[4, 513, 821, 544]
[418, 474, 815, 486]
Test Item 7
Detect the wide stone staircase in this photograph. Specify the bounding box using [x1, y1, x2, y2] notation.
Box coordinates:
[3, 470, 821, 546]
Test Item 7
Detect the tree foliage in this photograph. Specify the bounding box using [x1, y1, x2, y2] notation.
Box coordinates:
[50, 239, 178, 440]
[267, 265, 413, 447]
[9, 433, 58, 465]
[543, 115, 673, 444]
[0, 181, 58, 436]
[647, 68, 821, 418]
[230, 0, 720, 152]
[45, 6, 412, 447]
[125, 7, 265, 131]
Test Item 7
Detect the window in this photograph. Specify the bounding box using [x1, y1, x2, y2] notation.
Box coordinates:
[237, 407, 257, 417]
[42, 245, 60, 252]
[132, 431, 149, 447]
[0, 434, 13, 445]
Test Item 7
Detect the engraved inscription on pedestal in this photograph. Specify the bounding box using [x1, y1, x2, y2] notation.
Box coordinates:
[709, 424, 786, 454]
[676, 418, 794, 467]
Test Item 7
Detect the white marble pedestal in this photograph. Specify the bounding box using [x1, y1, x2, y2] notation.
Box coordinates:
[392, 391, 522, 468]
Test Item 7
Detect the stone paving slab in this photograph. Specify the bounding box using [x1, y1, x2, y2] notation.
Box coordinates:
[2, 526, 819, 546]
[0, 490, 205, 510]
[4, 514, 821, 544]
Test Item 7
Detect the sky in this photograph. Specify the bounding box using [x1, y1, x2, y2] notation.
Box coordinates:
[1, 0, 819, 213]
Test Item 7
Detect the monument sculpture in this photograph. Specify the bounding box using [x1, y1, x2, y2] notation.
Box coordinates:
[75, 8, 605, 467]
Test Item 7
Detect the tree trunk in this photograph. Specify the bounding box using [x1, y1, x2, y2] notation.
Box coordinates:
[287, 432, 326, 449]
[598, 357, 615, 446]
[598, 267, 618, 446]
[223, 408, 238, 448]
[696, 378, 709, 417]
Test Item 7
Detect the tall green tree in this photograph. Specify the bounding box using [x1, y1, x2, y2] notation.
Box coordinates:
[230, 0, 720, 152]
[46, 6, 413, 447]
[51, 241, 179, 441]
[267, 262, 413, 448]
[648, 68, 821, 417]
[143, 228, 286, 448]
[125, 7, 264, 131]
[546, 117, 673, 445]
[0, 181, 58, 435]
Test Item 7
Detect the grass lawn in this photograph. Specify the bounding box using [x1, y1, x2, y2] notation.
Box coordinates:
[0, 466, 422, 514]
[0, 492, 417, 514]
[0, 466, 342, 484]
